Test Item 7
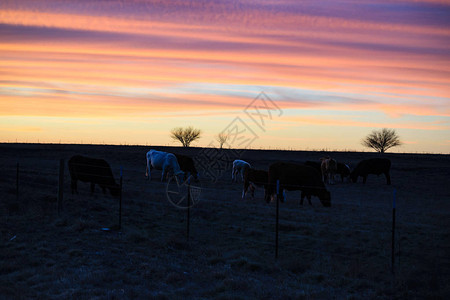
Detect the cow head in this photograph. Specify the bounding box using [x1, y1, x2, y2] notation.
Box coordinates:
[184, 171, 199, 183]
[109, 184, 121, 198]
[192, 172, 200, 182]
[318, 190, 331, 207]
[175, 170, 185, 183]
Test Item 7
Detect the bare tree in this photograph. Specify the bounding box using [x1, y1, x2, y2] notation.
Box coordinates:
[216, 132, 229, 149]
[361, 128, 402, 153]
[170, 126, 202, 147]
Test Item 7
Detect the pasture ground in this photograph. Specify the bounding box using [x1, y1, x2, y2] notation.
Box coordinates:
[1, 143, 449, 299]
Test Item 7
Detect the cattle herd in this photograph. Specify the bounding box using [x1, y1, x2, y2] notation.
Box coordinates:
[68, 149, 392, 208]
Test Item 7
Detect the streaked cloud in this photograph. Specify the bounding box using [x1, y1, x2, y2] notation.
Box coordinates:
[0, 0, 449, 153]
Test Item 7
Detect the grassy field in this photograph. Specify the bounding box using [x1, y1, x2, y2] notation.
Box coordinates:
[1, 143, 449, 299]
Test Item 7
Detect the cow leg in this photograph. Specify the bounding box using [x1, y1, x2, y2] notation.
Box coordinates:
[363, 175, 367, 184]
[233, 169, 239, 183]
[301, 193, 312, 205]
[385, 172, 391, 185]
[146, 159, 152, 180]
[71, 179, 77, 194]
[161, 166, 166, 182]
[101, 186, 107, 194]
[242, 180, 249, 199]
[278, 189, 286, 203]
[250, 184, 255, 199]
[149, 166, 153, 180]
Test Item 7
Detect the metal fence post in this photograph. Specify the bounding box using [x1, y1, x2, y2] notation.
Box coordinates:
[16, 162, 19, 204]
[392, 189, 396, 274]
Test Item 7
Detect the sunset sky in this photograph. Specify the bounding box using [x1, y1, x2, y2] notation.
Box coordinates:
[1, 0, 449, 153]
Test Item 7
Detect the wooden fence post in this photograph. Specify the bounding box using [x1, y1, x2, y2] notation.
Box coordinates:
[57, 159, 64, 216]
[187, 173, 191, 241]
[119, 167, 123, 230]
[391, 189, 396, 274]
[275, 180, 280, 259]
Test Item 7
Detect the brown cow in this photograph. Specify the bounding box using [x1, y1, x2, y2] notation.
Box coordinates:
[264, 162, 331, 207]
[68, 155, 120, 197]
[350, 158, 391, 185]
[174, 153, 199, 181]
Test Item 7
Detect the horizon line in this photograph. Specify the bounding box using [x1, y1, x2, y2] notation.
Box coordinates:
[1, 141, 448, 156]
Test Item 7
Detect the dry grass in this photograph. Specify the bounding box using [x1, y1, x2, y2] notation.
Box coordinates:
[0, 143, 449, 299]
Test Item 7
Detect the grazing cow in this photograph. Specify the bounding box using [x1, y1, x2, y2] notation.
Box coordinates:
[336, 162, 351, 182]
[68, 155, 120, 197]
[350, 158, 391, 185]
[265, 162, 331, 207]
[242, 168, 268, 199]
[174, 153, 199, 181]
[320, 156, 337, 184]
[232, 159, 251, 183]
[146, 150, 184, 182]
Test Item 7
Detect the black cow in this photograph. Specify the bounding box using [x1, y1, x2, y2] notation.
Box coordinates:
[336, 162, 351, 182]
[68, 155, 120, 197]
[350, 158, 391, 185]
[174, 154, 198, 181]
[304, 161, 321, 172]
[265, 162, 331, 207]
[242, 168, 268, 199]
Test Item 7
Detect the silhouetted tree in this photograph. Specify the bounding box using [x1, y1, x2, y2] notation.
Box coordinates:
[362, 128, 402, 153]
[216, 132, 229, 149]
[170, 126, 202, 147]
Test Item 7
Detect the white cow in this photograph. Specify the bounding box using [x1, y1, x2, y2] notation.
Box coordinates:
[146, 150, 184, 181]
[232, 159, 251, 183]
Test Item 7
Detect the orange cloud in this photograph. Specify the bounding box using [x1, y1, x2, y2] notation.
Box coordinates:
[1, 2, 449, 152]
[0, 126, 42, 132]
[282, 115, 449, 131]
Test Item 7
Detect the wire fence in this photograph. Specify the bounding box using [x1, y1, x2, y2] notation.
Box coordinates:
[1, 158, 447, 282]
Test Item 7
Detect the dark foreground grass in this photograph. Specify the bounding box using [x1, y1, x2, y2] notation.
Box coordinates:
[1, 143, 449, 299]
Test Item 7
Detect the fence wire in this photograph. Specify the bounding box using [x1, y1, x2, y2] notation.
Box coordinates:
[2, 158, 448, 279]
